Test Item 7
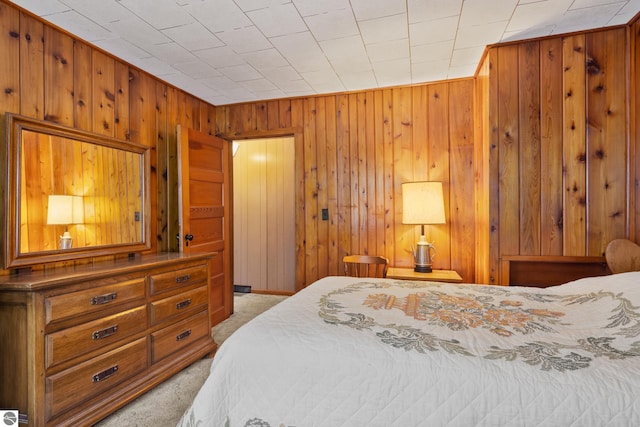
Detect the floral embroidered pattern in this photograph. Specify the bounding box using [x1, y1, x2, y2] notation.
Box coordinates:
[319, 280, 640, 372]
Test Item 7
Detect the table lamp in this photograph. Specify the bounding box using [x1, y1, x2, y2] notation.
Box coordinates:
[402, 181, 445, 272]
[47, 195, 84, 249]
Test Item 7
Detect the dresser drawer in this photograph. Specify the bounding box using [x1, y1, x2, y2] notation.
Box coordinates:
[46, 306, 147, 369]
[46, 338, 148, 420]
[150, 285, 208, 325]
[45, 278, 146, 325]
[151, 310, 209, 363]
[149, 265, 207, 295]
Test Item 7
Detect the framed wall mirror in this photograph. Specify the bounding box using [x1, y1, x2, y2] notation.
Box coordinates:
[2, 113, 151, 269]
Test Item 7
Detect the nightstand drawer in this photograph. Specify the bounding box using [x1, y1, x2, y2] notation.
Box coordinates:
[150, 285, 208, 325]
[152, 311, 209, 363]
[45, 306, 147, 369]
[45, 278, 146, 325]
[149, 265, 207, 295]
[46, 338, 148, 420]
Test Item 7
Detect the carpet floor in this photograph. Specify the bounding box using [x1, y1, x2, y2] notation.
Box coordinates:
[94, 293, 288, 427]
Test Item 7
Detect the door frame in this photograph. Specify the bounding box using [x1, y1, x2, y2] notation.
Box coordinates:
[217, 128, 305, 292]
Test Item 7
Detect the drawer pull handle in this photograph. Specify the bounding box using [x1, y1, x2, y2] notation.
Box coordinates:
[92, 364, 118, 383]
[176, 329, 192, 342]
[175, 274, 191, 283]
[176, 299, 192, 310]
[92, 325, 118, 340]
[91, 292, 117, 305]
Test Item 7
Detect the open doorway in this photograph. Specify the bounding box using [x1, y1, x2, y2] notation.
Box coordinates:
[232, 137, 295, 293]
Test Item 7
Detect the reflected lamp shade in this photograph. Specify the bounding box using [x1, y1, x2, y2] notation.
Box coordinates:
[401, 182, 445, 225]
[46, 195, 84, 225]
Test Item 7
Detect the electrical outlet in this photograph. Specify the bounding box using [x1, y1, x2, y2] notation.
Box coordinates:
[321, 208, 328, 220]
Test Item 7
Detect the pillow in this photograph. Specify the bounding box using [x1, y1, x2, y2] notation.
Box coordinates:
[605, 239, 640, 274]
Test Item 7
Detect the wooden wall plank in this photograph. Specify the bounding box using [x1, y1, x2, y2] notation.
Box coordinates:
[92, 50, 115, 137]
[518, 41, 541, 256]
[43, 25, 73, 126]
[563, 34, 588, 256]
[19, 12, 43, 119]
[539, 38, 564, 256]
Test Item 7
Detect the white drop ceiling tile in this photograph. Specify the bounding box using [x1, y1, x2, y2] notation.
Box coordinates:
[260, 66, 302, 84]
[407, 0, 462, 24]
[304, 7, 359, 41]
[372, 58, 411, 87]
[367, 39, 410, 63]
[270, 32, 330, 73]
[250, 89, 287, 100]
[447, 63, 477, 79]
[216, 26, 272, 54]
[117, 0, 193, 30]
[162, 22, 224, 52]
[301, 69, 343, 87]
[409, 16, 458, 46]
[412, 59, 450, 83]
[219, 64, 262, 82]
[340, 70, 377, 91]
[329, 55, 372, 74]
[503, 24, 557, 42]
[247, 3, 307, 38]
[459, 0, 519, 27]
[293, 0, 351, 17]
[350, 0, 406, 21]
[319, 35, 367, 61]
[43, 10, 111, 43]
[450, 45, 485, 68]
[277, 78, 312, 92]
[411, 40, 454, 62]
[570, 0, 626, 9]
[93, 37, 150, 62]
[359, 13, 408, 45]
[143, 42, 195, 65]
[201, 74, 237, 91]
[104, 14, 170, 47]
[134, 56, 178, 76]
[172, 60, 220, 80]
[507, 0, 573, 33]
[234, 0, 272, 13]
[455, 22, 509, 49]
[556, 3, 625, 31]
[241, 49, 289, 69]
[183, 0, 252, 33]
[240, 78, 278, 92]
[59, 0, 130, 25]
[9, 0, 68, 16]
[196, 46, 246, 67]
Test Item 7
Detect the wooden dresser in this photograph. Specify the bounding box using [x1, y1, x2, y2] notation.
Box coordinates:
[0, 252, 218, 426]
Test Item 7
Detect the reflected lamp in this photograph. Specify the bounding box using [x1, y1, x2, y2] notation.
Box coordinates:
[47, 195, 84, 249]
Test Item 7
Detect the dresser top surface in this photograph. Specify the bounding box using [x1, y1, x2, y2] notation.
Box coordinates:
[0, 252, 215, 291]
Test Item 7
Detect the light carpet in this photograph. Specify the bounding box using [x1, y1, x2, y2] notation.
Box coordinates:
[94, 293, 288, 427]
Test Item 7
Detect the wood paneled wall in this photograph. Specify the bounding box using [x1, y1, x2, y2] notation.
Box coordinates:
[477, 26, 635, 284]
[216, 80, 477, 289]
[0, 1, 216, 275]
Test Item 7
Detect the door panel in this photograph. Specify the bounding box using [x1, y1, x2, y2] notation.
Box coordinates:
[178, 126, 232, 326]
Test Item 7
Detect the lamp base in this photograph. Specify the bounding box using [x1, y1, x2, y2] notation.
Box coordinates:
[414, 265, 433, 273]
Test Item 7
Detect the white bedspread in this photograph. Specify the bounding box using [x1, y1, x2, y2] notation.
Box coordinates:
[177, 273, 640, 426]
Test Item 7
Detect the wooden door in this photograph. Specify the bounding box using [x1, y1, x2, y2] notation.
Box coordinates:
[177, 126, 232, 325]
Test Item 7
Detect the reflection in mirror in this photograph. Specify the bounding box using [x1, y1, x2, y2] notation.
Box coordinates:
[20, 130, 144, 253]
[2, 113, 150, 269]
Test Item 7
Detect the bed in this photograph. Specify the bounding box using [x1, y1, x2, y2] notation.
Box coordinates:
[177, 272, 640, 426]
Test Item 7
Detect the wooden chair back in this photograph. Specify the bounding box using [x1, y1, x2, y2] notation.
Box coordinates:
[343, 255, 389, 278]
[605, 239, 640, 274]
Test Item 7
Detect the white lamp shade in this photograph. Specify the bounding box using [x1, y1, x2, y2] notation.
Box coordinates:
[47, 195, 84, 225]
[402, 181, 446, 225]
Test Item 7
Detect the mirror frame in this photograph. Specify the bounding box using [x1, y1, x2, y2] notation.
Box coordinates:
[2, 113, 151, 269]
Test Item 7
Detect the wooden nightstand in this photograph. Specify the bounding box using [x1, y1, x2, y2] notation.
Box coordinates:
[386, 267, 463, 283]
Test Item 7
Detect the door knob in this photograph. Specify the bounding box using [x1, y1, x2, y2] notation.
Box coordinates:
[184, 234, 194, 246]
